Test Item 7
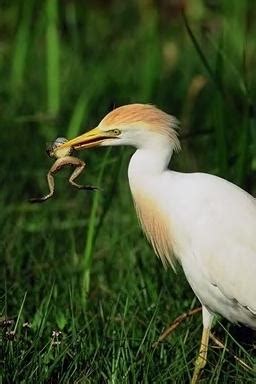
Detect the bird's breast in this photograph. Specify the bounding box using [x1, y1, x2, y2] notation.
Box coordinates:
[132, 188, 176, 269]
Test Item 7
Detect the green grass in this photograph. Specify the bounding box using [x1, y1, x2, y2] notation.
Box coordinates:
[1, 1, 256, 383]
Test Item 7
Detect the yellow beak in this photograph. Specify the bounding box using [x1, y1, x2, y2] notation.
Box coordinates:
[59, 126, 111, 150]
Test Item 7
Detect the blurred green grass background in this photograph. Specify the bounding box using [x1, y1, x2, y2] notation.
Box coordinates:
[1, 0, 256, 382]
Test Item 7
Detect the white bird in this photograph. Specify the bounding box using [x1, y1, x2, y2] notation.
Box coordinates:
[59, 104, 256, 382]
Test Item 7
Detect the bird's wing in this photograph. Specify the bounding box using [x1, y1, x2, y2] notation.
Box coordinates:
[168, 172, 256, 314]
[192, 174, 256, 312]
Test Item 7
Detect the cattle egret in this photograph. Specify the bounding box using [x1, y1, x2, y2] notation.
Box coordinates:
[59, 104, 256, 382]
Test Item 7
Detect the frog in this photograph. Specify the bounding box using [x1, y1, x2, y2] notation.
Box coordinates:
[30, 137, 98, 203]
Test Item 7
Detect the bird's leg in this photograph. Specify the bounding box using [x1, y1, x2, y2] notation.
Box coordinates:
[191, 306, 213, 384]
[191, 327, 210, 384]
[29, 171, 55, 203]
[69, 161, 98, 191]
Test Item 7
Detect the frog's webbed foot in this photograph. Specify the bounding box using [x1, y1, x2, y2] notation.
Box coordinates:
[70, 182, 100, 191]
[29, 194, 53, 203]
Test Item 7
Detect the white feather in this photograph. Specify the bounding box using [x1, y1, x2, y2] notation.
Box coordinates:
[129, 147, 256, 328]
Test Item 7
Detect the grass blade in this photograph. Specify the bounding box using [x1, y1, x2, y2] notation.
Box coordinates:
[81, 148, 112, 304]
[182, 12, 224, 97]
[46, 0, 60, 115]
[13, 291, 27, 333]
[10, 0, 34, 94]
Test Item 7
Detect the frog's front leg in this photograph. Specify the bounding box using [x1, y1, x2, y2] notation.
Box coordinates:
[68, 160, 98, 191]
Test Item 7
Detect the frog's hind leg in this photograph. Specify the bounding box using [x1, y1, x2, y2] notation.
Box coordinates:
[69, 163, 98, 191]
[29, 172, 55, 203]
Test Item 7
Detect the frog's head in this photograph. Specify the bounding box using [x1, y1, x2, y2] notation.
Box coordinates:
[46, 137, 73, 159]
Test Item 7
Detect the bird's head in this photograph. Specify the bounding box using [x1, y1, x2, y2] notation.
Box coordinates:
[59, 104, 180, 151]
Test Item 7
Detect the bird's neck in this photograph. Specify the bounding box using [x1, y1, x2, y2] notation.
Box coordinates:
[128, 142, 177, 269]
[128, 143, 173, 185]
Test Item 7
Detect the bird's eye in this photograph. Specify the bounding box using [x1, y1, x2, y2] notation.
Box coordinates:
[111, 129, 121, 136]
